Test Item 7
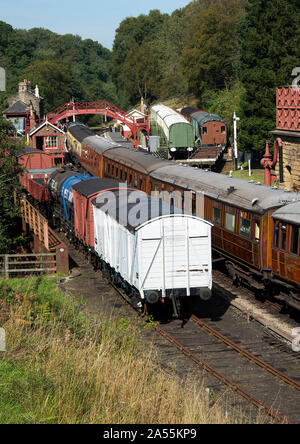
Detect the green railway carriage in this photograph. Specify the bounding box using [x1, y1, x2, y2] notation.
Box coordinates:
[151, 104, 194, 157]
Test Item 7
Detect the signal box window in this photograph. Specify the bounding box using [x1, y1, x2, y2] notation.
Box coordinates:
[240, 212, 251, 238]
[225, 212, 235, 232]
[212, 207, 221, 225]
[291, 225, 299, 255]
[45, 136, 57, 148]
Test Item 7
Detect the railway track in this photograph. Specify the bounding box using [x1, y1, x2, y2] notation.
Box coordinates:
[108, 278, 300, 424]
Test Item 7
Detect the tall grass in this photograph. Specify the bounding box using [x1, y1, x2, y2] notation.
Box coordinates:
[0, 276, 266, 424]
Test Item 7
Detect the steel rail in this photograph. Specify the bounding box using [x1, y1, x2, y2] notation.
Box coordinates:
[152, 323, 290, 424]
[108, 281, 291, 424]
[191, 315, 300, 392]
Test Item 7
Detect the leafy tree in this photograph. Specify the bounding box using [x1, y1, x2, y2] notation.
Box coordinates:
[0, 21, 114, 114]
[0, 117, 23, 253]
[181, 0, 245, 97]
[111, 10, 168, 99]
[25, 61, 78, 113]
[120, 42, 163, 103]
[200, 82, 245, 133]
[237, 0, 300, 152]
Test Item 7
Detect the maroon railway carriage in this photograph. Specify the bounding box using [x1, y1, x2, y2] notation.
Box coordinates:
[67, 122, 119, 177]
[72, 178, 120, 250]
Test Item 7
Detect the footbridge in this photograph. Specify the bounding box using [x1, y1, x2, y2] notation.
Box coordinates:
[46, 101, 149, 147]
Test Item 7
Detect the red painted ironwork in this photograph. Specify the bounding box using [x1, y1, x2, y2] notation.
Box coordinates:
[260, 139, 279, 186]
[276, 87, 300, 131]
[46, 101, 150, 148]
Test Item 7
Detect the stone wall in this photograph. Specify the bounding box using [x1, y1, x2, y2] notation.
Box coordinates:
[7, 80, 43, 118]
[274, 135, 300, 191]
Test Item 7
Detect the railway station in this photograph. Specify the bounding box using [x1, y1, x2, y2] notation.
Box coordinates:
[1, 0, 300, 424]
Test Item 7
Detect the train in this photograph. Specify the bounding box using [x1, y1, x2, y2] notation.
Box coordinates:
[180, 107, 227, 148]
[150, 104, 195, 158]
[30, 166, 213, 317]
[65, 122, 300, 312]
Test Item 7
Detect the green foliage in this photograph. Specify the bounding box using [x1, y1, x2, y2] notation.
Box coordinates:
[0, 117, 24, 253]
[111, 1, 247, 109]
[237, 0, 300, 152]
[181, 0, 246, 97]
[0, 21, 115, 114]
[200, 82, 245, 133]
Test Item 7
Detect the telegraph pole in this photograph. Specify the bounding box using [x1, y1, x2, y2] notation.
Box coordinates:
[233, 111, 240, 170]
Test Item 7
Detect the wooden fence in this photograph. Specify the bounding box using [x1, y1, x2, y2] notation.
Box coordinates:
[0, 253, 56, 278]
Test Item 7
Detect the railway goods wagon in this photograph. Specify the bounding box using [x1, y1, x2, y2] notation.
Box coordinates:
[150, 164, 300, 309]
[92, 188, 212, 310]
[27, 178, 50, 203]
[151, 104, 194, 156]
[67, 122, 119, 177]
[19, 168, 56, 194]
[17, 148, 54, 170]
[190, 111, 227, 147]
[72, 178, 120, 250]
[47, 169, 91, 228]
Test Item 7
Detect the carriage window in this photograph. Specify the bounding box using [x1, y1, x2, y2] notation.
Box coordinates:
[134, 176, 137, 188]
[274, 221, 280, 248]
[115, 167, 118, 178]
[254, 219, 260, 242]
[124, 171, 127, 181]
[281, 225, 287, 250]
[225, 213, 235, 232]
[202, 127, 207, 134]
[111, 165, 114, 175]
[291, 225, 299, 255]
[129, 174, 132, 185]
[221, 126, 226, 134]
[240, 212, 251, 238]
[212, 207, 221, 225]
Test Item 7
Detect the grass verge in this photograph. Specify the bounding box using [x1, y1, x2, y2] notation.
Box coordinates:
[0, 276, 267, 424]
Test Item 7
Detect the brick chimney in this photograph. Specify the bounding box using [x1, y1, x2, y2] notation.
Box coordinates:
[29, 103, 36, 130]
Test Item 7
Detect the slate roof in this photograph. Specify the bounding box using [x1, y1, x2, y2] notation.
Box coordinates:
[3, 101, 28, 115]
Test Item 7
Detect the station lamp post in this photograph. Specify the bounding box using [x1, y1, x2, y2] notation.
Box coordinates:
[233, 111, 240, 170]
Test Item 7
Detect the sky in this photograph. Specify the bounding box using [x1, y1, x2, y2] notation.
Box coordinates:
[0, 0, 192, 49]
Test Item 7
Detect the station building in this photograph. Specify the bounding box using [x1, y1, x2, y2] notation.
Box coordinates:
[2, 79, 43, 135]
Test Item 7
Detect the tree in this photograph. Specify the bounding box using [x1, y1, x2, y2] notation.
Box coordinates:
[237, 0, 300, 152]
[181, 0, 245, 97]
[0, 117, 23, 253]
[25, 61, 77, 113]
[111, 10, 168, 103]
[120, 42, 163, 103]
